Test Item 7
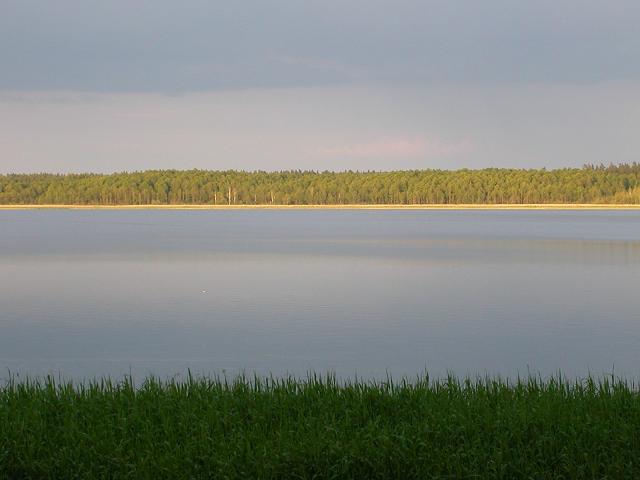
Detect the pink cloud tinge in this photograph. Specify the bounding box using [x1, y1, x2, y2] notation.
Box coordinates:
[313, 137, 471, 158]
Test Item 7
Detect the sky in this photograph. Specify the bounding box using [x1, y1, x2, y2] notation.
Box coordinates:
[1, 0, 639, 173]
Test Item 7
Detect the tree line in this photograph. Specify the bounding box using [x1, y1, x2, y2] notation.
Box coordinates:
[1, 164, 640, 205]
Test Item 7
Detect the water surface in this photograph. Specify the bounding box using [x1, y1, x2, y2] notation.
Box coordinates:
[1, 210, 639, 381]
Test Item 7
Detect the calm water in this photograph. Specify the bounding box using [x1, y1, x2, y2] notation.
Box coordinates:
[1, 210, 639, 381]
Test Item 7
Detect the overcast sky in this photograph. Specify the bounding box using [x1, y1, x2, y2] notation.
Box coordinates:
[1, 0, 639, 172]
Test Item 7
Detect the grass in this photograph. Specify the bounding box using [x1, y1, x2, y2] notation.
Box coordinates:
[1, 374, 639, 479]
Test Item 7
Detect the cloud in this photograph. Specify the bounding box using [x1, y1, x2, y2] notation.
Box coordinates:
[312, 137, 471, 159]
[1, 1, 640, 91]
[268, 53, 367, 81]
[2, 84, 640, 173]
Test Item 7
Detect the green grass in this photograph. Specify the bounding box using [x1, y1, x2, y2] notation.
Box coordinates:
[1, 374, 639, 479]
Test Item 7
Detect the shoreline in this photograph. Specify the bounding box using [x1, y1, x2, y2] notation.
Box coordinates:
[1, 203, 640, 210]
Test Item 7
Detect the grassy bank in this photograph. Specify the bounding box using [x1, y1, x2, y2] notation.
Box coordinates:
[2, 203, 640, 210]
[1, 375, 639, 479]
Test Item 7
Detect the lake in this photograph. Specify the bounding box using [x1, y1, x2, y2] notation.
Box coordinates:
[1, 209, 639, 381]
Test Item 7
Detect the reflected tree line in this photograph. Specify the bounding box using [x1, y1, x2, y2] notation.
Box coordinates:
[1, 163, 640, 205]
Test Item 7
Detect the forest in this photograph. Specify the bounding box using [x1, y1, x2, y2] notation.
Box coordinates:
[1, 163, 640, 205]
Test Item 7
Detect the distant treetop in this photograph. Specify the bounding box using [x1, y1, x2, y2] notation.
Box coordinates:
[1, 164, 640, 205]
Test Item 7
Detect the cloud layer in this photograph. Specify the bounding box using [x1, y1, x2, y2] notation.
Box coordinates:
[1, 2, 639, 172]
[313, 138, 471, 159]
[1, 0, 639, 91]
[2, 84, 639, 173]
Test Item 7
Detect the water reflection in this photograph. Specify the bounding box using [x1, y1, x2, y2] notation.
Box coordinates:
[1, 210, 639, 381]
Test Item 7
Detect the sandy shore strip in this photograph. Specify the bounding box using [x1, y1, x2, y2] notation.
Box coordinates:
[1, 204, 640, 210]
